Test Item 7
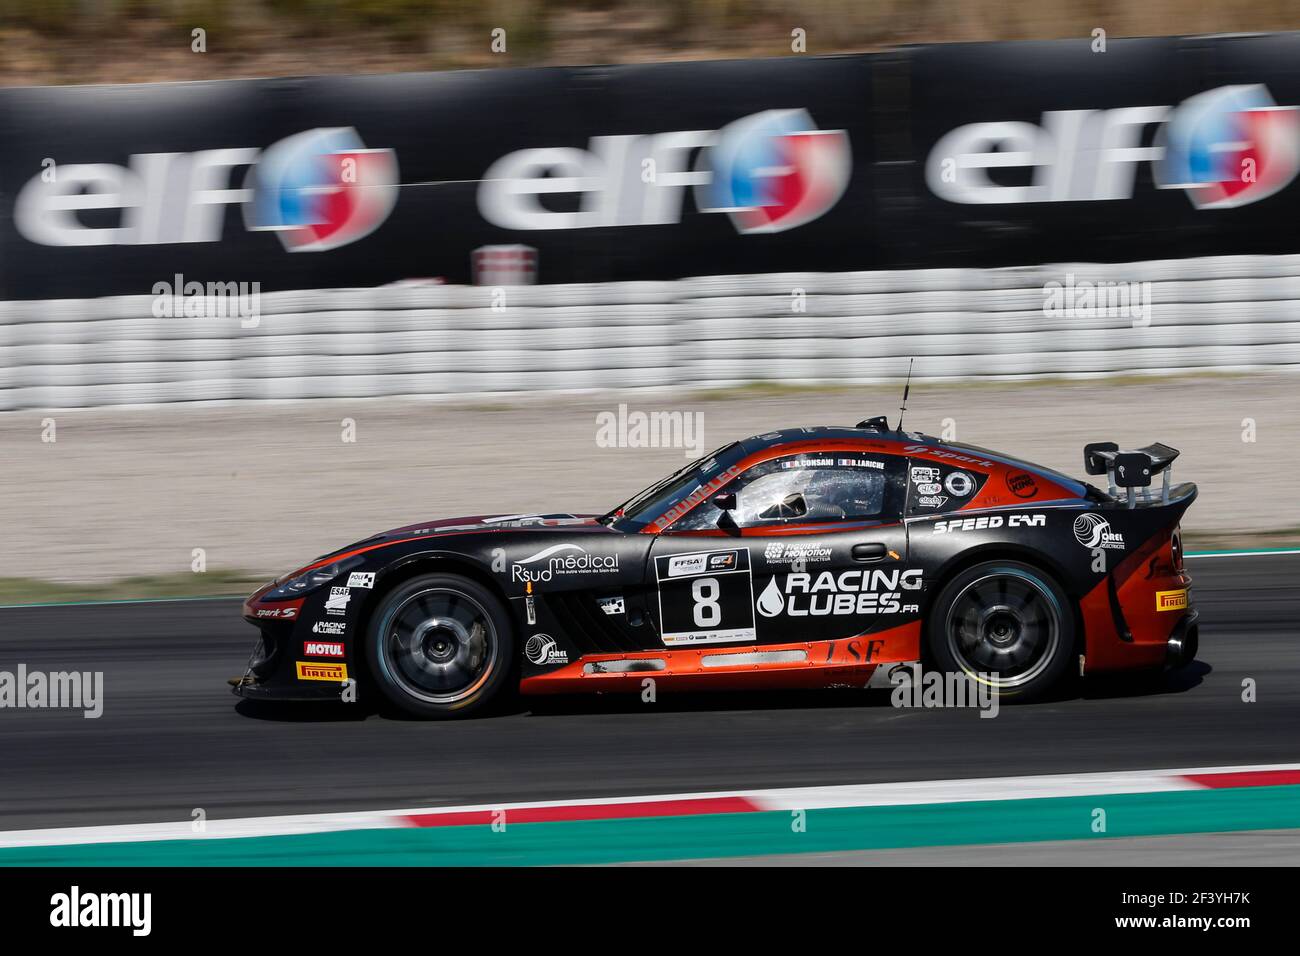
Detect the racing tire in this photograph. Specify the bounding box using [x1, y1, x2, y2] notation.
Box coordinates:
[926, 560, 1075, 702]
[365, 573, 515, 718]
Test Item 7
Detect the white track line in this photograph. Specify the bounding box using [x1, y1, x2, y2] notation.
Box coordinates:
[1, 762, 1296, 850]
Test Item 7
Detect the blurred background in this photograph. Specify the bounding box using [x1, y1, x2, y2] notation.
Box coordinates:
[1, 1, 1298, 596]
[4, 0, 1300, 83]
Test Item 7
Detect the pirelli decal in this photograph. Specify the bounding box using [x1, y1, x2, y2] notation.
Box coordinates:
[296, 661, 349, 682]
[1156, 589, 1188, 612]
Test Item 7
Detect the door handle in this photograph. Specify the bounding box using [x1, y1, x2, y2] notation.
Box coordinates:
[852, 543, 887, 562]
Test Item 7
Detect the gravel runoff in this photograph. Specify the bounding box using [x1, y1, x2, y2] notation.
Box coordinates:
[2, 373, 1295, 584]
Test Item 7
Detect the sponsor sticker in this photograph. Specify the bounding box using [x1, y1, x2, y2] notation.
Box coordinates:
[524, 634, 569, 666]
[1156, 589, 1188, 612]
[655, 548, 757, 646]
[255, 607, 296, 619]
[932, 514, 1045, 534]
[303, 641, 345, 657]
[296, 661, 348, 682]
[763, 541, 833, 566]
[667, 553, 708, 577]
[1006, 472, 1039, 499]
[755, 568, 923, 618]
[347, 572, 376, 589]
[510, 544, 619, 584]
[325, 586, 351, 615]
[311, 620, 346, 635]
[1073, 513, 1125, 550]
[597, 596, 625, 616]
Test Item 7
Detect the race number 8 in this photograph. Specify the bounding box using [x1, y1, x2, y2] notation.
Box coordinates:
[692, 577, 721, 627]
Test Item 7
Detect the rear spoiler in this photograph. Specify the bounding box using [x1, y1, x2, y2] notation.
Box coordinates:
[1084, 442, 1181, 507]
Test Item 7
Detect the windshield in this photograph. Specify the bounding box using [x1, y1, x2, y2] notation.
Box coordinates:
[604, 442, 747, 531]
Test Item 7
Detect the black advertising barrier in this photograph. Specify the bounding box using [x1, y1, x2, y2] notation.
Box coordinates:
[0, 31, 1298, 299]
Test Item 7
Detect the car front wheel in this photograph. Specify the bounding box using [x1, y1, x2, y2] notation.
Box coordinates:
[366, 573, 514, 718]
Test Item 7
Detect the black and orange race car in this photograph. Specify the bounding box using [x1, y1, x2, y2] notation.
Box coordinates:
[234, 417, 1198, 717]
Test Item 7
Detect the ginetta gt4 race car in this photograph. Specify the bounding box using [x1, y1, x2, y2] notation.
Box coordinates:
[234, 418, 1198, 717]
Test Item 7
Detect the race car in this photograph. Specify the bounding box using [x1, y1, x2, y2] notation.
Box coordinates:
[233, 417, 1198, 717]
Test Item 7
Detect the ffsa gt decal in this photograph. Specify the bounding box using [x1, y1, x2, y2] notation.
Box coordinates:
[655, 548, 757, 646]
[756, 569, 922, 618]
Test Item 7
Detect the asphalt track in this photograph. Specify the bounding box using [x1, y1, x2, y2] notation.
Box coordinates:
[0, 553, 1295, 851]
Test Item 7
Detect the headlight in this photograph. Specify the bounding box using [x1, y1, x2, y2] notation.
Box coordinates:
[265, 555, 364, 600]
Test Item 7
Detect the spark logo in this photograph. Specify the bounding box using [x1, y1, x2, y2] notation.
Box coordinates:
[696, 109, 851, 234]
[1155, 85, 1300, 209]
[244, 127, 400, 251]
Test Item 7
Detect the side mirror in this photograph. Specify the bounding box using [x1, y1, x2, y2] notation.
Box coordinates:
[711, 491, 739, 532]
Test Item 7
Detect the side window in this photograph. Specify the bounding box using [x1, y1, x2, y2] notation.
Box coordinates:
[671, 453, 906, 531]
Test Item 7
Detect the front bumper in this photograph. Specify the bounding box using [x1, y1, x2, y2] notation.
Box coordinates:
[233, 590, 353, 702]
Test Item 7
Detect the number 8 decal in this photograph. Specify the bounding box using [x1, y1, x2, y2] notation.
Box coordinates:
[654, 548, 756, 646]
[692, 576, 721, 627]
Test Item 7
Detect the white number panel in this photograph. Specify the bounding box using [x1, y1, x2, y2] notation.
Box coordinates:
[654, 548, 757, 646]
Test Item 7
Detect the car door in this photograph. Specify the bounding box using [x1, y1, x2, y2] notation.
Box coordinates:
[648, 450, 915, 649]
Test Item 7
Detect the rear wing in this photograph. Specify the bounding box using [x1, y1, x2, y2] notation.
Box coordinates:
[1084, 442, 1181, 508]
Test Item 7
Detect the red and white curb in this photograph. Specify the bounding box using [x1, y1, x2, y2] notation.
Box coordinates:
[3, 763, 1298, 850]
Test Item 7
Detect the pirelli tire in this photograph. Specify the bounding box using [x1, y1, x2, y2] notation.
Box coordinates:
[365, 573, 515, 718]
[926, 559, 1075, 702]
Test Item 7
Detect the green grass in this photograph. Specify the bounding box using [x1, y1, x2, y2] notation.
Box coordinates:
[0, 569, 262, 606]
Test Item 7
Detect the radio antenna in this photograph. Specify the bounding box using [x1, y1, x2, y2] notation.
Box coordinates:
[896, 358, 914, 433]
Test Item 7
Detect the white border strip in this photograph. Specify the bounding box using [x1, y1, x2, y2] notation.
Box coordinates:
[1, 762, 1296, 850]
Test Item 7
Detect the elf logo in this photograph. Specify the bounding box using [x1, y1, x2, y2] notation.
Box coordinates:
[478, 109, 849, 233]
[1154, 85, 1300, 209]
[15, 128, 398, 250]
[927, 85, 1298, 209]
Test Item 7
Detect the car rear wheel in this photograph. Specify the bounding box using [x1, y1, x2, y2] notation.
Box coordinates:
[926, 560, 1074, 701]
[366, 573, 514, 718]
